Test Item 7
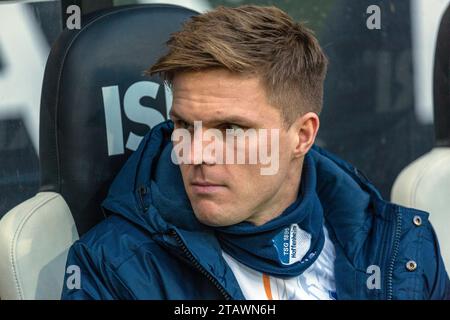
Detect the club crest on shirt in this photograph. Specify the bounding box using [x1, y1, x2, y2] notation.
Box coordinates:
[273, 224, 312, 265]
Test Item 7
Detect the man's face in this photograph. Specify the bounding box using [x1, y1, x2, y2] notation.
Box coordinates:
[170, 69, 304, 227]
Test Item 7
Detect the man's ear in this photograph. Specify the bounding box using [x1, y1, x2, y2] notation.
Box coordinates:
[290, 112, 320, 158]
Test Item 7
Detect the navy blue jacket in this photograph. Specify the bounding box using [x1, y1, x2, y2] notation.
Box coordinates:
[62, 121, 450, 300]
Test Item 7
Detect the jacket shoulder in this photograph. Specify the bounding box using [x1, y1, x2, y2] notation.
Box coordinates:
[390, 204, 450, 299]
[75, 215, 161, 269]
[62, 215, 171, 299]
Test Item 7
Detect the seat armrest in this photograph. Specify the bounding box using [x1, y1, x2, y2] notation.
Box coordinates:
[0, 192, 79, 300]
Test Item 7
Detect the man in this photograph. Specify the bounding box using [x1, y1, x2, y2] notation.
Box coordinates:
[62, 5, 449, 300]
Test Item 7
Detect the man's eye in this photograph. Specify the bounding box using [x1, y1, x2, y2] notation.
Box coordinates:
[223, 123, 245, 131]
[175, 120, 193, 130]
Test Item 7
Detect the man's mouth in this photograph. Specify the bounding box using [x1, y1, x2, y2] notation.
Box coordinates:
[190, 180, 226, 194]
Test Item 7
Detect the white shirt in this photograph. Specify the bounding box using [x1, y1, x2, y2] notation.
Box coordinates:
[222, 227, 337, 300]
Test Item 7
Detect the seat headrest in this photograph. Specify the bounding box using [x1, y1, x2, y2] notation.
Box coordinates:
[39, 4, 198, 235]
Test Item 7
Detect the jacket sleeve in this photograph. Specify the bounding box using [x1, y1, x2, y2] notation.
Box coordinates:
[61, 241, 132, 300]
[424, 223, 450, 300]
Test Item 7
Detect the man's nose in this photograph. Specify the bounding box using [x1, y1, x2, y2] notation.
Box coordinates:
[189, 128, 219, 165]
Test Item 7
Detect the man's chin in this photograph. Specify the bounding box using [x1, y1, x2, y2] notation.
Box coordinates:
[192, 202, 242, 227]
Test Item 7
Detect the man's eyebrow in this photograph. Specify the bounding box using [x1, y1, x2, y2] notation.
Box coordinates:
[210, 115, 257, 127]
[169, 109, 257, 127]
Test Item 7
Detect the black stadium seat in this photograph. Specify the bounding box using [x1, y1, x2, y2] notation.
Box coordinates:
[0, 4, 198, 300]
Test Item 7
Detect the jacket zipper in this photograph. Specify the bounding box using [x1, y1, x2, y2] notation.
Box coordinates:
[169, 229, 232, 300]
[386, 206, 402, 300]
[138, 186, 149, 212]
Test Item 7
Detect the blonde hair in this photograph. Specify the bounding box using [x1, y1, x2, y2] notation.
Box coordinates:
[146, 5, 328, 125]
